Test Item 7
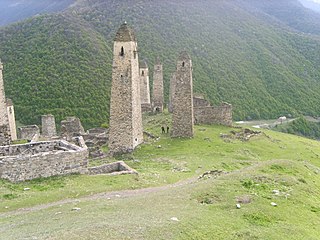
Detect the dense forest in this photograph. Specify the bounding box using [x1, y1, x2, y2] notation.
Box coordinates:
[1, 0, 320, 128]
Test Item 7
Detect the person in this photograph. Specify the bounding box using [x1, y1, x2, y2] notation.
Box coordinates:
[161, 126, 165, 134]
[167, 126, 170, 133]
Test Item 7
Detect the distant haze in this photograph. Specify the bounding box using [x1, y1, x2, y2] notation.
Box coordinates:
[299, 0, 320, 12]
[0, 0, 75, 26]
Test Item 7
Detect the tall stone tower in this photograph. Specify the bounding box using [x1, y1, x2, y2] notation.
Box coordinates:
[140, 60, 151, 112]
[0, 59, 11, 145]
[168, 72, 176, 113]
[171, 51, 194, 138]
[152, 57, 164, 113]
[42, 114, 57, 138]
[108, 22, 143, 154]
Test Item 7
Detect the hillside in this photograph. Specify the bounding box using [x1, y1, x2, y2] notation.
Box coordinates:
[0, 0, 75, 26]
[2, 0, 320, 128]
[1, 114, 320, 239]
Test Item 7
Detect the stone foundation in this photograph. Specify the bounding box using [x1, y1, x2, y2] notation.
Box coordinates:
[88, 161, 137, 175]
[0, 140, 88, 182]
[0, 125, 11, 146]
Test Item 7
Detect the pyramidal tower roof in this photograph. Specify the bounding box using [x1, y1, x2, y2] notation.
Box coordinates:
[114, 22, 136, 42]
[178, 51, 191, 61]
[140, 60, 148, 69]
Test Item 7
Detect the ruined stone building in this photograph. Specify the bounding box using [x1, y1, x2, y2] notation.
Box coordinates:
[152, 57, 164, 113]
[0, 60, 12, 145]
[193, 96, 233, 126]
[168, 72, 176, 113]
[140, 60, 151, 112]
[61, 117, 85, 141]
[6, 98, 17, 141]
[108, 22, 143, 154]
[18, 125, 40, 141]
[171, 52, 194, 138]
[41, 114, 57, 138]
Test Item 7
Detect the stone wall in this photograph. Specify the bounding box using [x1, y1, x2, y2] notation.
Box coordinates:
[0, 60, 10, 145]
[0, 125, 11, 146]
[0, 140, 88, 182]
[88, 161, 137, 175]
[6, 99, 17, 141]
[140, 61, 151, 112]
[18, 125, 40, 141]
[61, 117, 85, 141]
[108, 23, 143, 155]
[152, 57, 164, 113]
[193, 96, 211, 108]
[42, 114, 57, 138]
[171, 52, 194, 138]
[194, 102, 232, 126]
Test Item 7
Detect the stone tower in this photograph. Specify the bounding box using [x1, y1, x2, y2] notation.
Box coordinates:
[6, 99, 17, 141]
[108, 23, 143, 154]
[140, 60, 151, 112]
[171, 51, 194, 138]
[168, 72, 176, 113]
[42, 114, 57, 138]
[152, 57, 164, 113]
[0, 59, 11, 145]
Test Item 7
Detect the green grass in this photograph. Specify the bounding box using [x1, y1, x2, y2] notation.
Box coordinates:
[1, 113, 320, 239]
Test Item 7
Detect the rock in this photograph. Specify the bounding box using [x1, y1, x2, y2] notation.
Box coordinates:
[5, 206, 9, 209]
[272, 190, 280, 195]
[23, 188, 31, 191]
[157, 145, 162, 148]
[170, 217, 179, 222]
[236, 204, 241, 209]
[271, 202, 277, 207]
[55, 212, 62, 215]
[71, 207, 81, 211]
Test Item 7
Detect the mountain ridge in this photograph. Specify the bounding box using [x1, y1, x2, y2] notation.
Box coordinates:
[1, 0, 320, 128]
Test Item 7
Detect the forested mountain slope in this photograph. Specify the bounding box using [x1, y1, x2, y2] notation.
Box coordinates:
[1, 0, 320, 128]
[0, 0, 75, 26]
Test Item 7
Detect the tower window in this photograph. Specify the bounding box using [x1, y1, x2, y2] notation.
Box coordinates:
[134, 50, 137, 59]
[142, 70, 144, 76]
[120, 47, 124, 56]
[182, 62, 185, 67]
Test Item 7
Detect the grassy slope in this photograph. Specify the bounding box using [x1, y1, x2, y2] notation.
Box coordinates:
[1, 113, 320, 239]
[2, 0, 320, 128]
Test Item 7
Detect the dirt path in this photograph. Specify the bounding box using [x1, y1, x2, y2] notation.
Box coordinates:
[0, 176, 198, 217]
[1, 159, 292, 218]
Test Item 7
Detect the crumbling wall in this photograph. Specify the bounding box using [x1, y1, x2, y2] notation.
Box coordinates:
[18, 125, 39, 141]
[61, 117, 85, 141]
[41, 114, 57, 138]
[194, 102, 232, 126]
[0, 125, 11, 146]
[0, 140, 88, 182]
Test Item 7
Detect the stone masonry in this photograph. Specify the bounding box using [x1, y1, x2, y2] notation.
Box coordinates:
[152, 57, 164, 113]
[18, 125, 40, 141]
[140, 60, 151, 112]
[108, 22, 143, 155]
[61, 117, 85, 141]
[194, 102, 233, 126]
[6, 98, 17, 141]
[171, 52, 194, 138]
[0, 140, 88, 182]
[41, 114, 57, 138]
[0, 59, 11, 145]
[168, 72, 176, 113]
